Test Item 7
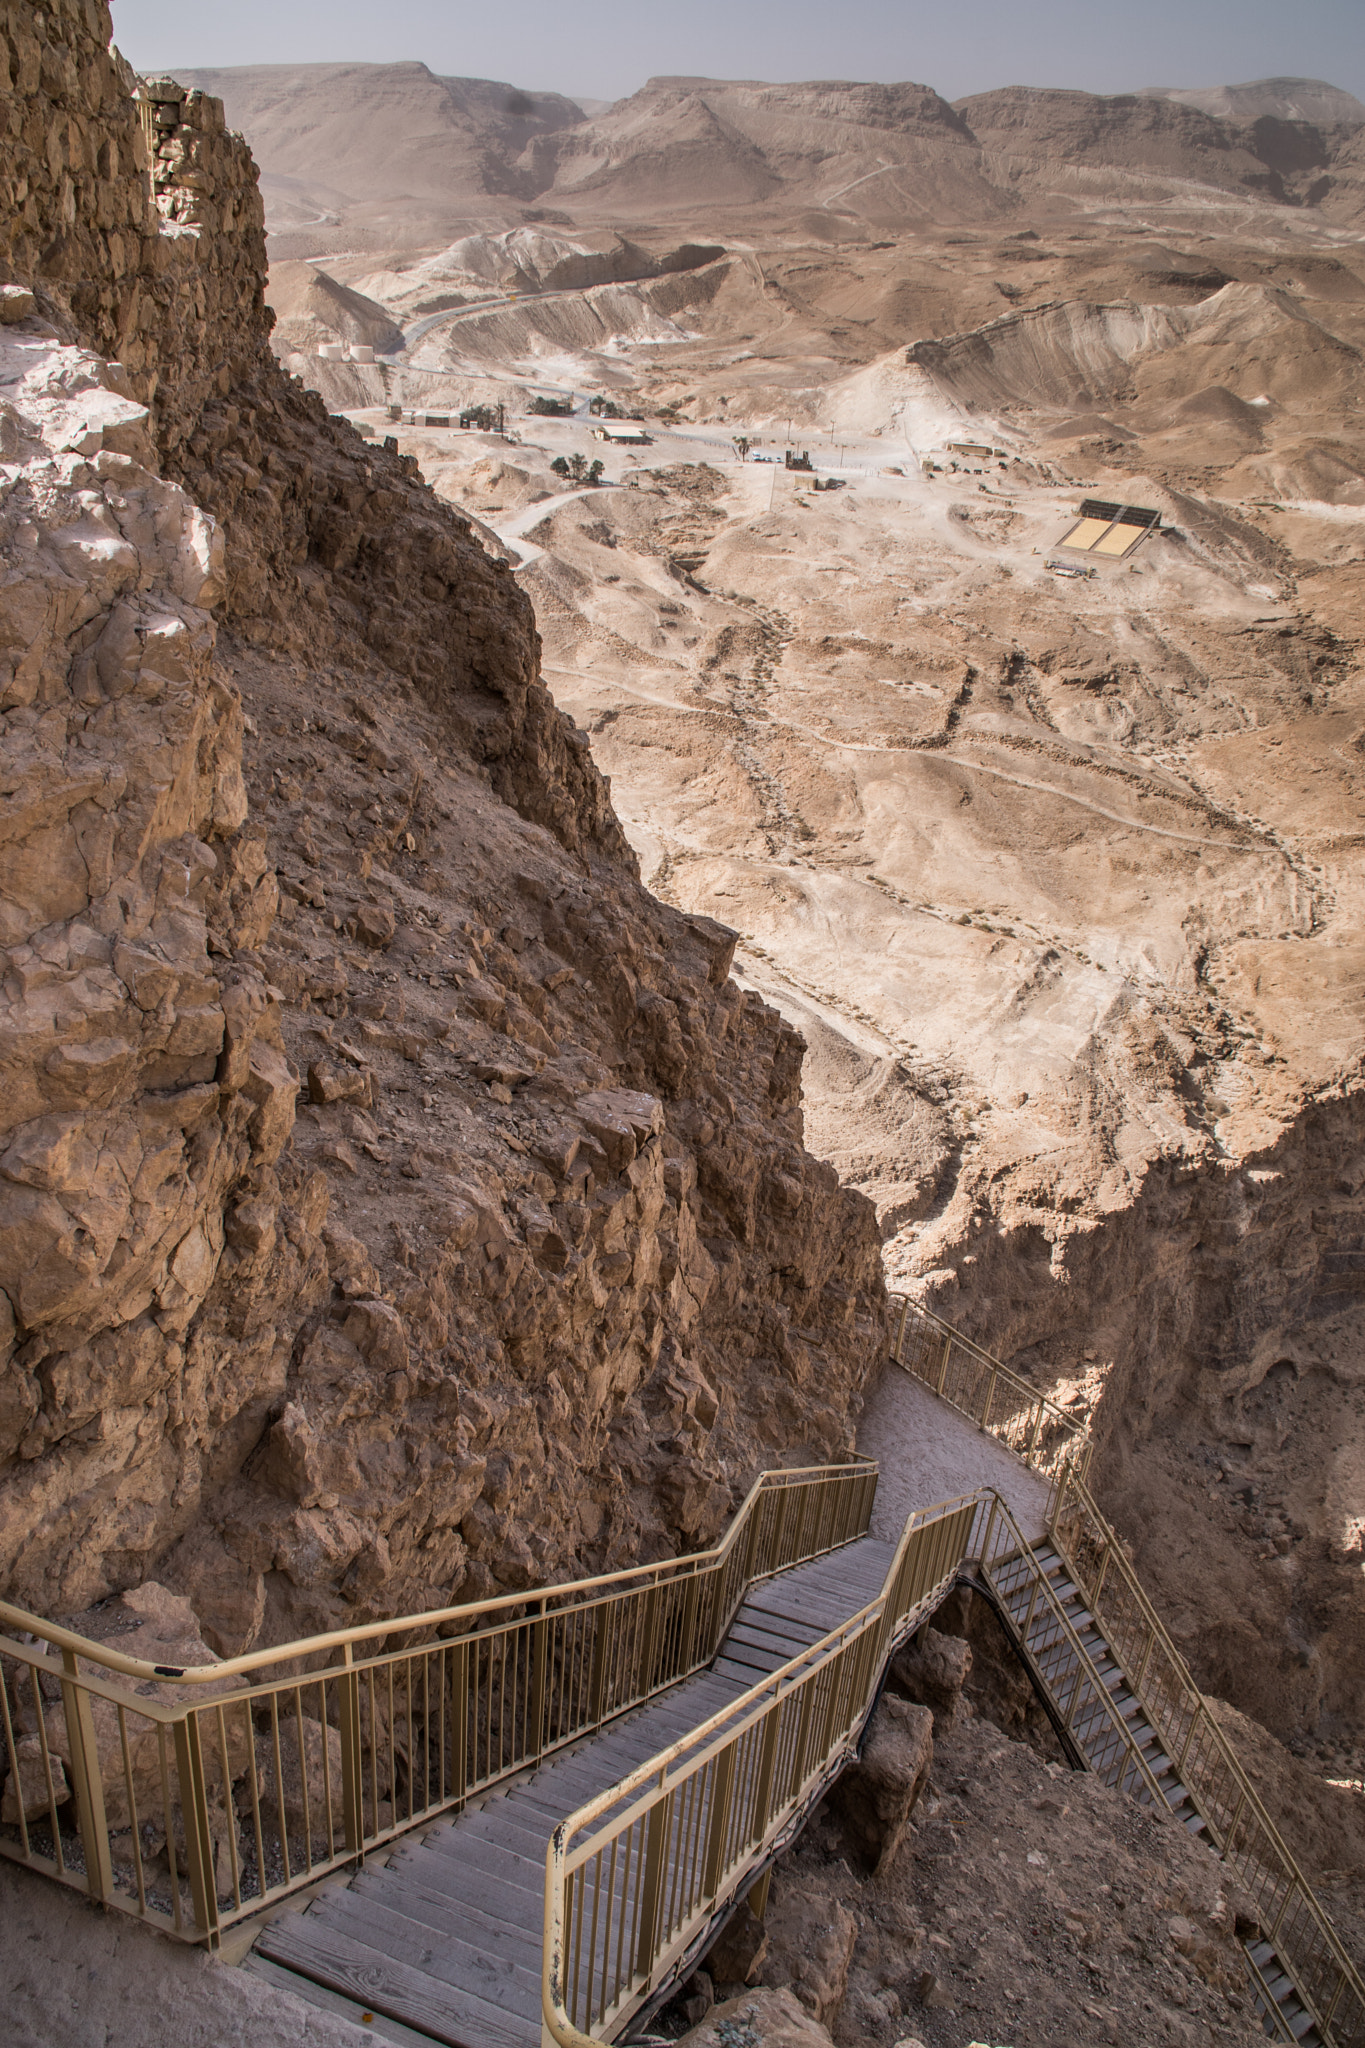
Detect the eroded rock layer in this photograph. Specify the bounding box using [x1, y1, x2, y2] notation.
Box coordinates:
[0, 2, 885, 1647]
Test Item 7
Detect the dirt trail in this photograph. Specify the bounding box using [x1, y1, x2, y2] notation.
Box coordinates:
[858, 1366, 1052, 1543]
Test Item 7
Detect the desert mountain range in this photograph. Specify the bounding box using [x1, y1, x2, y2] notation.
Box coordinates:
[177, 65, 1365, 253]
[6, 17, 1365, 2038]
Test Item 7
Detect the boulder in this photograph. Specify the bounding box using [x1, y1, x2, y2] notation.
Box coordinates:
[759, 1879, 858, 2024]
[675, 1987, 835, 2048]
[889, 1625, 972, 1732]
[825, 1695, 933, 1874]
[1, 1732, 70, 1823]
[67, 1583, 250, 1828]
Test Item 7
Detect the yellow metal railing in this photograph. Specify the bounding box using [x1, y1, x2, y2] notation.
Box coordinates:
[543, 1489, 983, 2044]
[539, 1476, 1190, 2047]
[893, 1294, 1364, 2048]
[888, 1294, 1092, 1502]
[0, 1459, 875, 1946]
[1051, 1467, 1365, 2048]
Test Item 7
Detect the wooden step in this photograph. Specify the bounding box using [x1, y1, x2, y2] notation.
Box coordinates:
[256, 1907, 537, 2048]
[311, 1889, 545, 2022]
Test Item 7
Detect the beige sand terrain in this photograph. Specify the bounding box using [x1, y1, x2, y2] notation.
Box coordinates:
[238, 109, 1365, 1793]
[3, 25, 1365, 2038]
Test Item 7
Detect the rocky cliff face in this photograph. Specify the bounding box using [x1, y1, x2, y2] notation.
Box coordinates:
[0, 2, 885, 1649]
[920, 1085, 1365, 1748]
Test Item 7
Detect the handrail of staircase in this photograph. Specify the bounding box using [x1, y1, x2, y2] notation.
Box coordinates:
[539, 1473, 1187, 2046]
[895, 1297, 1365, 2047]
[543, 1486, 986, 2045]
[887, 1293, 1092, 1506]
[0, 1458, 877, 1946]
[1050, 1466, 1365, 2047]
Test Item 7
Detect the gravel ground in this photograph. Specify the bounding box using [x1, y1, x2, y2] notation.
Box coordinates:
[0, 1862, 368, 2048]
[858, 1364, 1053, 1544]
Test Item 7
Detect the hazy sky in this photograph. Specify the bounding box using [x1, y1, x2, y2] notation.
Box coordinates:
[109, 0, 1365, 107]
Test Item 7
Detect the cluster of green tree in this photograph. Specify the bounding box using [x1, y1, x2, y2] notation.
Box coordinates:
[550, 453, 605, 484]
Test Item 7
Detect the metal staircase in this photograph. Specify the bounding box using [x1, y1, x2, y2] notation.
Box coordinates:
[989, 1542, 1319, 2043]
[892, 1296, 1357, 2047]
[251, 1540, 899, 2046]
[3, 1300, 1361, 2046]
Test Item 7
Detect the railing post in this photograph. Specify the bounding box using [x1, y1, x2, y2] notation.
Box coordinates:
[1221, 1788, 1248, 1863]
[641, 1584, 664, 1697]
[936, 1338, 951, 1397]
[59, 1648, 113, 1905]
[449, 1639, 469, 1808]
[529, 1600, 550, 1756]
[982, 1369, 997, 1431]
[747, 1867, 772, 1919]
[338, 1643, 366, 1855]
[172, 1712, 220, 1943]
[1135, 1622, 1157, 1692]
[634, 1780, 672, 1981]
[1019, 1567, 1044, 1648]
[742, 1491, 764, 1587]
[791, 1662, 819, 1789]
[1025, 1401, 1045, 1465]
[589, 1589, 609, 1720]
[1176, 1706, 1202, 1780]
[702, 1742, 737, 1897]
[980, 1493, 1000, 1568]
[770, 1484, 792, 1573]
[681, 1571, 703, 1675]
[750, 1702, 782, 1846]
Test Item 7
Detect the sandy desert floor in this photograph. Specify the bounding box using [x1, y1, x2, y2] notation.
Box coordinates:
[271, 181, 1365, 1827]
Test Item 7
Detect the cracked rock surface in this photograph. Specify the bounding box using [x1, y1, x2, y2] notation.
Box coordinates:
[0, 4, 885, 1644]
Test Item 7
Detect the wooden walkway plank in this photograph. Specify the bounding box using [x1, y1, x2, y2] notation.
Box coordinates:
[256, 1910, 537, 2048]
[253, 1532, 902, 2048]
[351, 1869, 546, 1968]
[313, 1890, 546, 2021]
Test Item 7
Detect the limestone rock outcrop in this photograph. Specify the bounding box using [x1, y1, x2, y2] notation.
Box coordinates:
[0, 4, 886, 1649]
[888, 1624, 972, 1734]
[825, 1695, 934, 1874]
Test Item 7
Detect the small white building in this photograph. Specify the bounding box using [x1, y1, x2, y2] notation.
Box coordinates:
[594, 422, 652, 445]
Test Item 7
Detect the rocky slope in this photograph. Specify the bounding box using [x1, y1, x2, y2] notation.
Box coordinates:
[1141, 77, 1365, 128]
[660, 1619, 1277, 2048]
[0, 3, 886, 1649]
[175, 62, 588, 247]
[186, 63, 1365, 251]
